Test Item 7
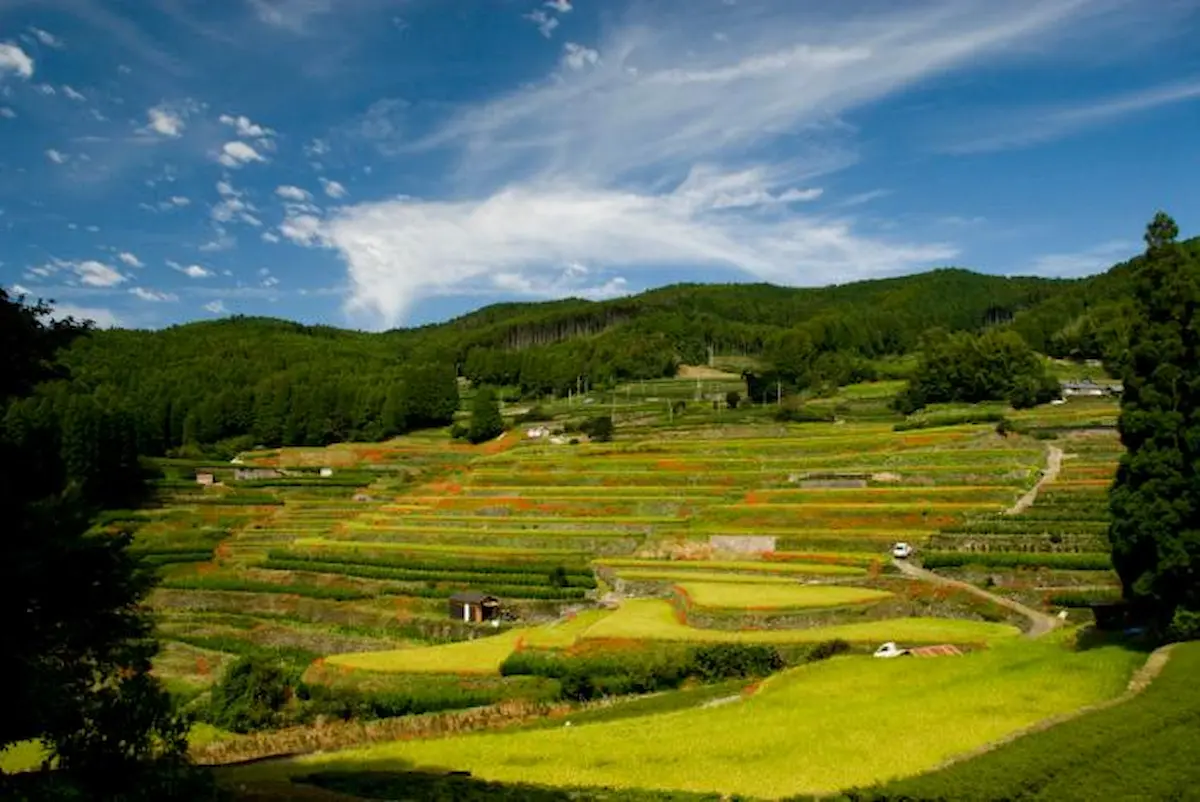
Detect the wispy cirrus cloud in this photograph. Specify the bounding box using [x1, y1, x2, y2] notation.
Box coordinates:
[269, 0, 1170, 327]
[943, 78, 1200, 154]
[1028, 239, 1136, 278]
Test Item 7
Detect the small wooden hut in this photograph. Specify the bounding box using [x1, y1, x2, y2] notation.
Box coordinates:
[448, 591, 501, 623]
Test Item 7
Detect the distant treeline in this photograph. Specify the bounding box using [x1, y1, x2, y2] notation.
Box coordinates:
[16, 242, 1194, 461]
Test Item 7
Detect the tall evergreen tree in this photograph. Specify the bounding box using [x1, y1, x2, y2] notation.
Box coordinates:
[467, 386, 504, 444]
[1109, 212, 1200, 634]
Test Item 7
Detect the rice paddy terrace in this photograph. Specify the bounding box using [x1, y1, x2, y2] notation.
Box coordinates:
[73, 383, 1152, 800]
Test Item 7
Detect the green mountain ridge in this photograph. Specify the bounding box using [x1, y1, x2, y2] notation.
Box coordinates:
[10, 241, 1192, 463]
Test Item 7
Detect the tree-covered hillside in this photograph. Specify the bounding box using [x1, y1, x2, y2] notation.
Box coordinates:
[25, 243, 1194, 456]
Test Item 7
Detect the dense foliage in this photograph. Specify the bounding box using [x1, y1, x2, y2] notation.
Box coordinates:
[1109, 213, 1200, 634]
[0, 291, 208, 800]
[894, 329, 1060, 413]
[49, 257, 1198, 447]
[467, 386, 505, 444]
[55, 318, 458, 458]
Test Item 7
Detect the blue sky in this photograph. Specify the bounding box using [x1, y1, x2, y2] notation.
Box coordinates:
[1, 0, 1198, 331]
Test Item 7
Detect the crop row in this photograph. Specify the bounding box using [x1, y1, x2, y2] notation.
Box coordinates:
[921, 551, 1113, 570]
[264, 549, 595, 581]
[158, 576, 370, 600]
[259, 559, 595, 593]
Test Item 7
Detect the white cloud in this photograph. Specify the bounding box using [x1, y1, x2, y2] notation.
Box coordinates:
[525, 10, 559, 38]
[203, 300, 228, 314]
[276, 184, 311, 201]
[35, 83, 55, 95]
[319, 177, 347, 198]
[321, 177, 955, 327]
[432, 2, 1102, 185]
[944, 78, 1200, 154]
[279, 214, 325, 246]
[145, 104, 186, 137]
[217, 180, 238, 197]
[262, 275, 280, 288]
[49, 304, 121, 329]
[171, 262, 213, 279]
[72, 260, 126, 287]
[0, 43, 35, 79]
[262, 231, 281, 243]
[130, 287, 177, 302]
[219, 113, 275, 138]
[166, 195, 190, 208]
[305, 138, 330, 157]
[29, 27, 63, 48]
[319, 0, 1153, 327]
[545, 0, 573, 11]
[45, 148, 68, 164]
[562, 42, 599, 71]
[217, 141, 266, 167]
[117, 251, 144, 268]
[10, 283, 31, 296]
[1029, 240, 1135, 278]
[62, 85, 85, 101]
[0, 107, 15, 119]
[249, 0, 333, 32]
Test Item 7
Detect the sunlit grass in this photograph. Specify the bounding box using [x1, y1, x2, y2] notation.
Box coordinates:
[253, 636, 1142, 798]
[582, 599, 1020, 645]
[679, 582, 893, 610]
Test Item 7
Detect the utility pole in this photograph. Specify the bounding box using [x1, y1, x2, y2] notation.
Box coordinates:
[776, 380, 782, 406]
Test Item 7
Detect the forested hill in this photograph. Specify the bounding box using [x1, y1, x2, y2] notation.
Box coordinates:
[12, 241, 1193, 461]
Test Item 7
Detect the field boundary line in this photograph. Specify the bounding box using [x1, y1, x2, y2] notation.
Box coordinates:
[927, 642, 1176, 772]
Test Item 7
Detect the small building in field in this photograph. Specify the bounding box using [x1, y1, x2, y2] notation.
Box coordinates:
[448, 591, 501, 623]
[319, 467, 334, 477]
[195, 472, 215, 487]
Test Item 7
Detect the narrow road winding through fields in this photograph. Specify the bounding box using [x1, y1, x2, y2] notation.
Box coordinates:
[892, 559, 1061, 638]
[893, 444, 1067, 637]
[1006, 445, 1064, 515]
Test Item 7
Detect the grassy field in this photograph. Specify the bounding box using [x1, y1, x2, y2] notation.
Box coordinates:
[233, 634, 1143, 799]
[866, 642, 1200, 801]
[678, 582, 893, 610]
[580, 600, 1020, 645]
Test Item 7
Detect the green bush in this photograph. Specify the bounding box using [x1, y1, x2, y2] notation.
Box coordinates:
[691, 644, 784, 680]
[207, 656, 294, 733]
[1046, 589, 1123, 608]
[921, 551, 1113, 570]
[806, 639, 851, 663]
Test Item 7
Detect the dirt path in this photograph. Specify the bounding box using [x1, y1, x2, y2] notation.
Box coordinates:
[1006, 445, 1064, 515]
[931, 643, 1176, 771]
[892, 558, 1061, 638]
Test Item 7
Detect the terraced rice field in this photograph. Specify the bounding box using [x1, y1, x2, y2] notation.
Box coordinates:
[579, 599, 1020, 645]
[246, 633, 1141, 799]
[125, 394, 1062, 697]
[677, 582, 893, 610]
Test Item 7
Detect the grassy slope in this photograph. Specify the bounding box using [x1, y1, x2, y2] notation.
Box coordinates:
[679, 582, 893, 610]
[239, 635, 1142, 799]
[856, 641, 1200, 801]
[581, 600, 1020, 645]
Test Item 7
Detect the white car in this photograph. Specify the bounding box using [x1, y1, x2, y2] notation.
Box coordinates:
[892, 542, 914, 559]
[873, 642, 910, 659]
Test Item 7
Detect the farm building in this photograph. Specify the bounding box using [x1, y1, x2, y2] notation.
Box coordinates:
[319, 467, 334, 477]
[448, 591, 501, 623]
[195, 472, 215, 487]
[234, 468, 282, 480]
[1061, 379, 1122, 397]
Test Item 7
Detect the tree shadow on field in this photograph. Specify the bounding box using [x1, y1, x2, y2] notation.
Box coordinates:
[1072, 623, 1157, 654]
[295, 769, 731, 801]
